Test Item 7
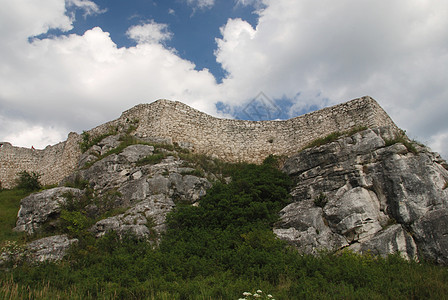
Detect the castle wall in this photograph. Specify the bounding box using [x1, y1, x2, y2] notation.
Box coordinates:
[127, 96, 398, 163]
[0, 133, 81, 189]
[0, 96, 398, 189]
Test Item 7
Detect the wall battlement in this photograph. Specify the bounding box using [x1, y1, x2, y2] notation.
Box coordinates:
[0, 96, 398, 188]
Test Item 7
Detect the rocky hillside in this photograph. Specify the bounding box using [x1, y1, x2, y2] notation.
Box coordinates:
[3, 126, 448, 265]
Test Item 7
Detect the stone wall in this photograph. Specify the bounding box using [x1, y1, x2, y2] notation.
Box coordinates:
[0, 133, 81, 189]
[0, 96, 398, 188]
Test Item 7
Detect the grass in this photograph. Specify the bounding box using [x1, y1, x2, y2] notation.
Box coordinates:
[0, 189, 29, 243]
[136, 153, 167, 166]
[301, 126, 368, 151]
[384, 130, 418, 154]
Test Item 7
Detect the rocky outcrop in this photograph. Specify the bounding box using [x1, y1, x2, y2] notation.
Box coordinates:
[275, 127, 448, 263]
[14, 187, 84, 235]
[13, 134, 212, 260]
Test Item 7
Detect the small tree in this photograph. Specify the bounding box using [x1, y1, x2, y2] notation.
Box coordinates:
[16, 171, 42, 191]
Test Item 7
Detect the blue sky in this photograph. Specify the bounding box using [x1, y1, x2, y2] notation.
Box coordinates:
[62, 0, 261, 82]
[1, 0, 448, 158]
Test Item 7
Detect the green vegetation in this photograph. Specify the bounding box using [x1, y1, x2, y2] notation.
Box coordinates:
[384, 130, 418, 154]
[15, 170, 42, 192]
[136, 153, 167, 166]
[2, 156, 448, 299]
[314, 192, 327, 208]
[0, 189, 29, 243]
[80, 129, 117, 153]
[301, 126, 368, 151]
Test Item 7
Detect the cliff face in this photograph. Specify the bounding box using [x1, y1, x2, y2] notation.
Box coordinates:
[275, 127, 448, 263]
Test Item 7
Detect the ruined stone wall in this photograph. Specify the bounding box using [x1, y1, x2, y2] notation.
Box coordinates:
[127, 96, 398, 163]
[0, 133, 81, 189]
[0, 96, 398, 188]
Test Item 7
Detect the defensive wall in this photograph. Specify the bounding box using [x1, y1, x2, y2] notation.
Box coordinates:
[0, 96, 398, 188]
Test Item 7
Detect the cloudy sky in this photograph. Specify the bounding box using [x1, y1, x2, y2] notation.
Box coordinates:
[0, 0, 447, 158]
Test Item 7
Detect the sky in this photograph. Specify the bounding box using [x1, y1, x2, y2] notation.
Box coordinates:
[0, 0, 447, 158]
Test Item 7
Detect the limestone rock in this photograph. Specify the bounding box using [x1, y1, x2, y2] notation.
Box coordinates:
[26, 234, 78, 262]
[411, 209, 448, 264]
[90, 194, 175, 240]
[14, 187, 84, 235]
[349, 224, 418, 260]
[276, 127, 448, 262]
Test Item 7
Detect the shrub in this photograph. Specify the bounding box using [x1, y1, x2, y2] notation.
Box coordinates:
[15, 171, 41, 192]
[136, 153, 166, 166]
[314, 192, 328, 208]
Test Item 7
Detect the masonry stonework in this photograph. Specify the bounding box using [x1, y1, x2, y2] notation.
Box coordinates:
[0, 96, 398, 188]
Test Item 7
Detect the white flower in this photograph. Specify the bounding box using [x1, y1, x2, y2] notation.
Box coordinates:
[253, 294, 261, 298]
[257, 289, 263, 293]
[268, 295, 273, 298]
[243, 292, 252, 296]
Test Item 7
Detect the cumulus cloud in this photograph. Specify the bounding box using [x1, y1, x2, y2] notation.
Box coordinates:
[1, 0, 447, 158]
[127, 21, 173, 44]
[215, 0, 448, 157]
[0, 0, 220, 149]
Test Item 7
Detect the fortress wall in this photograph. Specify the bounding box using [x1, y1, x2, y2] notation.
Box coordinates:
[0, 96, 398, 188]
[0, 133, 81, 189]
[129, 96, 398, 163]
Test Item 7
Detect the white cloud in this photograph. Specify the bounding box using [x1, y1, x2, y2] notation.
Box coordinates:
[184, 0, 215, 11]
[0, 0, 220, 148]
[215, 0, 448, 157]
[66, 0, 105, 17]
[1, 0, 447, 160]
[127, 21, 173, 44]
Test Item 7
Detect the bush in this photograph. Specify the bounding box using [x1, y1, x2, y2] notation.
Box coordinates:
[15, 171, 41, 191]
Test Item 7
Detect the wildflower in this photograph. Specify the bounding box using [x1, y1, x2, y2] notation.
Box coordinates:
[257, 289, 263, 294]
[243, 292, 252, 296]
[268, 295, 273, 298]
[253, 294, 261, 298]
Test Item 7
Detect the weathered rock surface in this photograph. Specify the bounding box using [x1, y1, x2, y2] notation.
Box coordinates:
[14, 187, 84, 235]
[90, 194, 175, 240]
[11, 135, 213, 261]
[26, 235, 78, 263]
[275, 127, 448, 263]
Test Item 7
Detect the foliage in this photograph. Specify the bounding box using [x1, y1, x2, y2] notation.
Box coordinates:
[79, 128, 117, 153]
[314, 192, 328, 208]
[2, 156, 448, 298]
[0, 189, 29, 243]
[301, 126, 368, 151]
[304, 132, 344, 149]
[64, 174, 90, 190]
[136, 153, 166, 166]
[15, 171, 41, 192]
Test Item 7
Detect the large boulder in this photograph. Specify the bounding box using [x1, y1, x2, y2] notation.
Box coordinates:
[276, 127, 448, 262]
[14, 187, 84, 235]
